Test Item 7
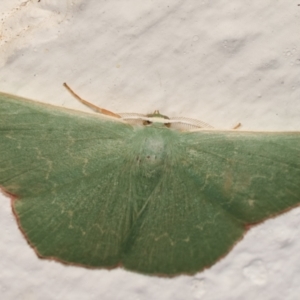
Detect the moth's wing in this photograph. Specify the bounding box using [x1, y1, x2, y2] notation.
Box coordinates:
[122, 130, 300, 275]
[0, 92, 141, 267]
[183, 131, 300, 223]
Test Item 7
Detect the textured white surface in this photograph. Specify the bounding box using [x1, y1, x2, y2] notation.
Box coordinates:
[1, 1, 300, 299]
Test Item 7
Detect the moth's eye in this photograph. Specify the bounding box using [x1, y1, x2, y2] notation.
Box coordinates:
[143, 120, 152, 126]
[164, 123, 171, 128]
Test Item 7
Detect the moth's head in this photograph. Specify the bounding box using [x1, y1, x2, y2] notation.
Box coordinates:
[119, 110, 213, 131]
[143, 110, 170, 128]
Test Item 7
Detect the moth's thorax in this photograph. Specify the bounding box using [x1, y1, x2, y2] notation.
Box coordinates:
[144, 135, 165, 154]
[134, 126, 176, 166]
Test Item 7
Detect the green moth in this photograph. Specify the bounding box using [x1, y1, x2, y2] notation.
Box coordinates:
[0, 85, 300, 276]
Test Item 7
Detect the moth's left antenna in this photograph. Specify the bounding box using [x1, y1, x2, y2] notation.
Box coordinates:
[63, 83, 121, 118]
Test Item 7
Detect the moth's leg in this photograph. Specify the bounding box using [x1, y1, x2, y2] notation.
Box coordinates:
[63, 83, 121, 118]
[232, 123, 241, 130]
